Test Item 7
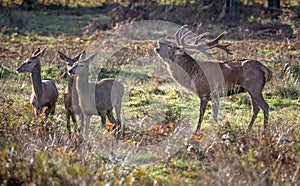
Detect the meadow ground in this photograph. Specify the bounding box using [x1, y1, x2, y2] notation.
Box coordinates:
[0, 3, 300, 185]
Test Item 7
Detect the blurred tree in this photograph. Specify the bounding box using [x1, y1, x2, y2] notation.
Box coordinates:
[267, 0, 280, 13]
[21, 0, 38, 9]
[226, 0, 239, 20]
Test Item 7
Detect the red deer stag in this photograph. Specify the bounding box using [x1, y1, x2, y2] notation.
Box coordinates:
[16, 48, 59, 119]
[154, 25, 272, 134]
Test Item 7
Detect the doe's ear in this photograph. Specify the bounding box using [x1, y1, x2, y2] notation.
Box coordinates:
[32, 48, 41, 57]
[82, 53, 96, 63]
[87, 53, 97, 62]
[58, 51, 71, 61]
[33, 48, 47, 58]
[79, 51, 87, 60]
[74, 50, 85, 61]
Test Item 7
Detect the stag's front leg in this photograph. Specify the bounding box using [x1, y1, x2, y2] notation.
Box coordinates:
[195, 97, 209, 134]
[211, 96, 219, 123]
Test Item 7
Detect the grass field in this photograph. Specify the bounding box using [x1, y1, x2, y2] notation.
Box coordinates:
[0, 4, 300, 185]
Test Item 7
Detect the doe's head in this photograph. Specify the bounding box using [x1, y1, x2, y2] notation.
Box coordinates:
[68, 53, 97, 77]
[16, 48, 47, 73]
[58, 50, 85, 77]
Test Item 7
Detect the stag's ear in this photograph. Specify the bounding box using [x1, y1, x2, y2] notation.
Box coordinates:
[58, 51, 71, 62]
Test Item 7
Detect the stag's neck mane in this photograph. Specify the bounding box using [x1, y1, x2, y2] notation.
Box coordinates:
[170, 52, 204, 80]
[30, 64, 43, 99]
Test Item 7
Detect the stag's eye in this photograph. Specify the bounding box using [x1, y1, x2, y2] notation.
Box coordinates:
[167, 45, 173, 49]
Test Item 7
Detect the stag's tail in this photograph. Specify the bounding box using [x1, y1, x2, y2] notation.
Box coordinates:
[258, 62, 273, 82]
[263, 66, 273, 82]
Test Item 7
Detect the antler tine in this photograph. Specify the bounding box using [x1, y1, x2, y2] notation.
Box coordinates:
[175, 25, 191, 46]
[180, 30, 193, 45]
[174, 25, 232, 57]
[213, 43, 233, 55]
[205, 31, 232, 54]
[195, 31, 232, 56]
[205, 31, 228, 47]
[193, 32, 210, 45]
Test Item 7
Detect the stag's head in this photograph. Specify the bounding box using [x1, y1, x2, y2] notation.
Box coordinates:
[155, 38, 184, 62]
[154, 25, 232, 61]
[16, 48, 47, 73]
[58, 50, 86, 77]
[68, 53, 96, 77]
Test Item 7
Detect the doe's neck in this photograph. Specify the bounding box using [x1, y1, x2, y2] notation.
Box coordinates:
[30, 64, 43, 99]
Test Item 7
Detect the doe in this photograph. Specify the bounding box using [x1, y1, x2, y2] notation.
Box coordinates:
[16, 48, 59, 119]
[68, 52, 124, 135]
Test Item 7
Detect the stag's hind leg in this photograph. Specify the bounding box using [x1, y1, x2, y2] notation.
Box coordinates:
[252, 93, 269, 129]
[247, 96, 260, 132]
[245, 79, 269, 132]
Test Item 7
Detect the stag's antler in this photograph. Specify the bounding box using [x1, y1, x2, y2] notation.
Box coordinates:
[175, 25, 232, 58]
